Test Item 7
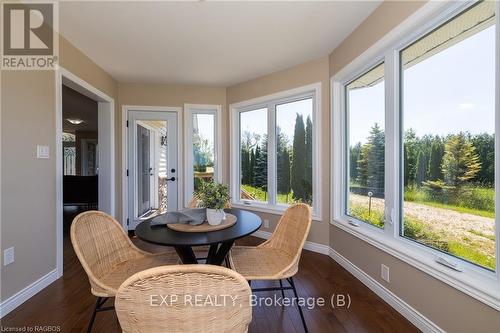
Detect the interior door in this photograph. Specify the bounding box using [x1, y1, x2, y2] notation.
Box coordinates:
[128, 110, 178, 229]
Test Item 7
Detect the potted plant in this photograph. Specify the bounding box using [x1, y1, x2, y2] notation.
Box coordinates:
[196, 181, 230, 225]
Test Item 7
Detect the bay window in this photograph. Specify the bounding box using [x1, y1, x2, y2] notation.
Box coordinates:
[231, 84, 321, 218]
[332, 0, 500, 308]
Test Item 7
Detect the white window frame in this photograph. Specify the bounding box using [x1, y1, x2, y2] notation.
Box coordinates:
[230, 83, 322, 220]
[332, 1, 500, 310]
[184, 104, 222, 206]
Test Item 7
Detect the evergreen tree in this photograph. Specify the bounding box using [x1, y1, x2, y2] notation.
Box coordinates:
[278, 148, 291, 199]
[416, 150, 428, 186]
[357, 123, 384, 195]
[251, 145, 261, 187]
[350, 143, 361, 183]
[442, 133, 481, 187]
[471, 133, 495, 185]
[357, 144, 370, 187]
[428, 139, 444, 181]
[403, 145, 409, 187]
[241, 148, 250, 184]
[291, 114, 307, 201]
[249, 148, 255, 185]
[253, 136, 268, 190]
[404, 129, 418, 186]
[277, 129, 291, 197]
[304, 116, 313, 203]
[240, 131, 254, 185]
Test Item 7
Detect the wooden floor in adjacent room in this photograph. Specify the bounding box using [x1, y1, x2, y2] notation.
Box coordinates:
[1, 211, 418, 333]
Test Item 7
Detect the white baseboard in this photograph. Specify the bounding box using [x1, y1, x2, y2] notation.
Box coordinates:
[0, 268, 59, 318]
[252, 230, 330, 255]
[329, 248, 443, 333]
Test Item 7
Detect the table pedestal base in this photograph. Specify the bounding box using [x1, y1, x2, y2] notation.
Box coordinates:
[174, 240, 234, 265]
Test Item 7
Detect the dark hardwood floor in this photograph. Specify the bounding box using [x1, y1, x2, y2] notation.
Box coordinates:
[1, 209, 419, 333]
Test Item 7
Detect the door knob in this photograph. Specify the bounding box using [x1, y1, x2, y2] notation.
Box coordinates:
[166, 177, 176, 181]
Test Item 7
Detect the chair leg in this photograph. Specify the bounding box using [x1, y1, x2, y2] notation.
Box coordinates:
[86, 297, 101, 333]
[288, 277, 308, 333]
[278, 279, 285, 299]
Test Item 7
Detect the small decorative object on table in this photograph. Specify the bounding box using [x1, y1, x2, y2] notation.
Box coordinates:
[196, 181, 230, 225]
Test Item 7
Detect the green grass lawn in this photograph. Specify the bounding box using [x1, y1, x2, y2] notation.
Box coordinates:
[349, 202, 495, 270]
[404, 186, 495, 218]
[241, 184, 297, 204]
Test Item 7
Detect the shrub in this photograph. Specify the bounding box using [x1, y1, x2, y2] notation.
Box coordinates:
[348, 203, 384, 228]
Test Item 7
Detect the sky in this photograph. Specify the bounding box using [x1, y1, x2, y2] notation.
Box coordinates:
[193, 113, 215, 154]
[240, 99, 313, 144]
[348, 24, 496, 145]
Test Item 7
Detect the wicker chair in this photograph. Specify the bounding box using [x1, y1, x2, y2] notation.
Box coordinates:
[115, 265, 252, 333]
[228, 203, 312, 332]
[70, 210, 179, 333]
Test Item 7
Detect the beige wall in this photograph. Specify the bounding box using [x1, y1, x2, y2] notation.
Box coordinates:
[329, 0, 426, 75]
[0, 35, 119, 302]
[227, 57, 330, 246]
[329, 1, 500, 332]
[1, 70, 57, 301]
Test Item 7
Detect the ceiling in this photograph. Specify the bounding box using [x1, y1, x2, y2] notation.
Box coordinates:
[59, 1, 381, 86]
[62, 85, 98, 133]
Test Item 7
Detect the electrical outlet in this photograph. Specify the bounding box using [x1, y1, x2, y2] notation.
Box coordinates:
[4, 247, 14, 266]
[381, 264, 390, 283]
[263, 219, 270, 228]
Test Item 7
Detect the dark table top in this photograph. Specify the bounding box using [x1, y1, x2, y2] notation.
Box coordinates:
[135, 208, 262, 247]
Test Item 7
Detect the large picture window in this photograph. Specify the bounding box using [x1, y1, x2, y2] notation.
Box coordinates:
[231, 84, 321, 217]
[400, 1, 496, 270]
[333, 0, 499, 308]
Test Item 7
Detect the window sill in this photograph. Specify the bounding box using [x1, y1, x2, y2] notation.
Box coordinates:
[231, 202, 322, 221]
[331, 218, 500, 311]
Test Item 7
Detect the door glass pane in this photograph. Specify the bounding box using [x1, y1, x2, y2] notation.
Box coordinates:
[276, 98, 313, 205]
[240, 108, 268, 202]
[137, 124, 151, 216]
[193, 113, 215, 192]
[401, 1, 496, 270]
[136, 120, 168, 218]
[346, 63, 385, 228]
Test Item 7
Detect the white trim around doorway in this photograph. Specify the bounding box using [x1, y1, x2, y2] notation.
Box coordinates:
[55, 67, 115, 279]
[121, 105, 184, 230]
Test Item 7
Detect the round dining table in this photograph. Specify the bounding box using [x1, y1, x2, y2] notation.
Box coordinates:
[135, 208, 262, 265]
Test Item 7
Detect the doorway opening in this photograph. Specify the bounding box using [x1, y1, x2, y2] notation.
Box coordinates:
[124, 108, 181, 230]
[62, 85, 99, 233]
[56, 68, 115, 278]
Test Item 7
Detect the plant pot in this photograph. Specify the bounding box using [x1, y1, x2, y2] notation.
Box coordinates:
[206, 208, 224, 225]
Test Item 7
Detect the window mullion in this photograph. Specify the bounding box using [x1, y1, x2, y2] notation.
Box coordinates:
[384, 50, 400, 239]
[268, 103, 277, 206]
[495, 0, 500, 281]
